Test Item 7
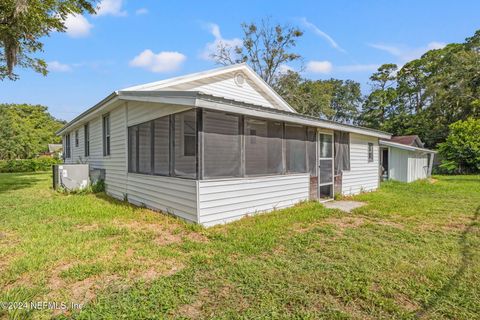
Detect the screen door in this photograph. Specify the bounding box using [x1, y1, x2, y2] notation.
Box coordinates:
[319, 133, 334, 200]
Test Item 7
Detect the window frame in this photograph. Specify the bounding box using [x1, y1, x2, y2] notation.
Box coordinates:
[64, 133, 71, 159]
[74, 130, 79, 148]
[368, 142, 374, 162]
[102, 113, 111, 156]
[84, 123, 90, 157]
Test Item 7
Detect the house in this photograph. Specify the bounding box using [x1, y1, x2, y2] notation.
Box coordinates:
[379, 135, 436, 182]
[58, 64, 392, 226]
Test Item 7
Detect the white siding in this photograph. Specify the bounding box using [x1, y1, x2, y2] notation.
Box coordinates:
[408, 152, 429, 182]
[198, 174, 310, 227]
[168, 71, 281, 110]
[341, 134, 380, 195]
[389, 147, 409, 182]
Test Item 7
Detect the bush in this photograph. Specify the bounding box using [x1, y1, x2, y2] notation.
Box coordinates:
[0, 157, 62, 173]
[438, 118, 480, 174]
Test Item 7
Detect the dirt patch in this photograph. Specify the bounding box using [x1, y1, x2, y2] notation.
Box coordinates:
[176, 288, 209, 319]
[394, 293, 419, 312]
[429, 178, 438, 184]
[76, 224, 100, 232]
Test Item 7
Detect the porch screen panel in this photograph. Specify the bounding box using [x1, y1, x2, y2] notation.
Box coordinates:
[285, 124, 306, 173]
[174, 109, 197, 178]
[128, 126, 137, 172]
[307, 127, 317, 176]
[203, 111, 241, 178]
[245, 118, 283, 175]
[138, 122, 152, 173]
[319, 160, 333, 184]
[153, 117, 169, 175]
[334, 131, 350, 174]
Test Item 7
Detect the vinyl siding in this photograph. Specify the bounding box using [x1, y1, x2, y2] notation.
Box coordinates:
[62, 101, 198, 223]
[341, 134, 379, 195]
[168, 71, 282, 110]
[407, 152, 429, 182]
[198, 174, 310, 227]
[389, 147, 409, 182]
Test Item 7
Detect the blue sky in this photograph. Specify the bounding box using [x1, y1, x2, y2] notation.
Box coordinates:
[1, 0, 479, 121]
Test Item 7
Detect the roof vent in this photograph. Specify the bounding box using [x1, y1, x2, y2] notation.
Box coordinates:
[234, 73, 245, 87]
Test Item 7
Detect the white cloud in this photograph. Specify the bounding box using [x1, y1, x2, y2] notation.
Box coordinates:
[201, 23, 243, 61]
[135, 8, 148, 15]
[48, 61, 72, 72]
[278, 64, 295, 74]
[300, 18, 346, 53]
[96, 0, 127, 16]
[306, 60, 333, 74]
[64, 14, 93, 38]
[129, 50, 186, 73]
[369, 41, 446, 63]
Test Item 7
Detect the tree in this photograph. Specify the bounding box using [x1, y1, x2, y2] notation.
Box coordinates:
[211, 18, 303, 85]
[0, 104, 65, 159]
[358, 64, 398, 129]
[0, 0, 96, 80]
[438, 118, 480, 173]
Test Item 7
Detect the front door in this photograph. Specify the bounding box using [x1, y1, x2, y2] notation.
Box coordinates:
[319, 133, 334, 200]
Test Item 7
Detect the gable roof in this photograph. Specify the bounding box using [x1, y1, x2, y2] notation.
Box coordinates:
[379, 140, 436, 153]
[390, 135, 424, 147]
[122, 64, 296, 113]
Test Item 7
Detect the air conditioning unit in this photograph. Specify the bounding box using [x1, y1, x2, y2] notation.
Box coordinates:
[53, 164, 90, 191]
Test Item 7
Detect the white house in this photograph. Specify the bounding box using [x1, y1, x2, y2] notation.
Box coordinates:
[379, 135, 436, 183]
[58, 64, 393, 226]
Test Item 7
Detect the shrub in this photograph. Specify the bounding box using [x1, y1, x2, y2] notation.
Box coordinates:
[0, 157, 62, 173]
[438, 118, 480, 174]
[91, 179, 105, 193]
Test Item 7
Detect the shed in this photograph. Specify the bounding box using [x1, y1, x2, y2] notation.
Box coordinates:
[379, 137, 436, 183]
[58, 64, 392, 226]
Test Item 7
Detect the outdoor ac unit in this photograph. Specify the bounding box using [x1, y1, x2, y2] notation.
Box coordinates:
[52, 164, 90, 191]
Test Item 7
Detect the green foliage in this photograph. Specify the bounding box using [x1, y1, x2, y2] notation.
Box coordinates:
[0, 157, 61, 173]
[358, 30, 480, 147]
[0, 0, 96, 80]
[91, 179, 105, 193]
[438, 118, 480, 173]
[0, 104, 65, 160]
[212, 18, 303, 85]
[274, 71, 362, 122]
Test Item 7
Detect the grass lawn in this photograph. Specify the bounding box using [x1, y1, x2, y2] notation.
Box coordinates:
[0, 172, 479, 319]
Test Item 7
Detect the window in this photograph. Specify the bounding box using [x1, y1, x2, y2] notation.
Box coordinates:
[74, 130, 79, 147]
[245, 118, 283, 175]
[138, 122, 152, 173]
[368, 143, 374, 162]
[174, 110, 197, 178]
[285, 124, 306, 173]
[128, 126, 138, 173]
[84, 123, 90, 157]
[64, 133, 71, 159]
[103, 114, 110, 156]
[153, 117, 170, 175]
[334, 131, 350, 174]
[203, 110, 241, 178]
[306, 127, 317, 176]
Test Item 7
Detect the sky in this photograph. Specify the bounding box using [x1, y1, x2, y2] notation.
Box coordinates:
[1, 0, 479, 121]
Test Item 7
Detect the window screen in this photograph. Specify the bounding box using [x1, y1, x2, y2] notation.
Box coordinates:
[285, 124, 306, 173]
[153, 117, 169, 175]
[245, 118, 283, 175]
[84, 123, 90, 157]
[320, 134, 333, 158]
[128, 126, 137, 172]
[103, 114, 110, 156]
[174, 110, 197, 178]
[307, 127, 317, 176]
[334, 131, 350, 174]
[64, 133, 71, 159]
[368, 143, 374, 162]
[138, 122, 152, 174]
[203, 111, 241, 178]
[75, 130, 79, 147]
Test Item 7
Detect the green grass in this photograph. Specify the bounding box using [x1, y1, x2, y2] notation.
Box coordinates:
[0, 173, 479, 319]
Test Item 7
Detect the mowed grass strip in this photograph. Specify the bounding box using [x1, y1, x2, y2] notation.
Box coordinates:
[0, 172, 479, 319]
